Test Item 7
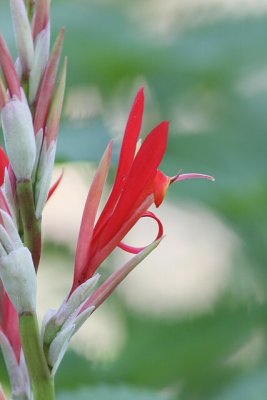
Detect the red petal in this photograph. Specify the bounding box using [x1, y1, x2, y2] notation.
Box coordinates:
[95, 88, 144, 234]
[0, 36, 21, 98]
[34, 29, 65, 134]
[47, 170, 63, 201]
[72, 142, 113, 292]
[0, 146, 9, 186]
[118, 211, 164, 254]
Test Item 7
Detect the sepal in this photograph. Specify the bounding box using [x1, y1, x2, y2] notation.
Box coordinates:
[0, 333, 31, 400]
[34, 139, 56, 218]
[43, 274, 99, 345]
[0, 247, 37, 314]
[1, 98, 36, 180]
[0, 213, 36, 314]
[29, 25, 50, 104]
[48, 324, 75, 377]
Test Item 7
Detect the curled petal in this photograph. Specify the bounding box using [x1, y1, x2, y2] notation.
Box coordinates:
[118, 211, 163, 254]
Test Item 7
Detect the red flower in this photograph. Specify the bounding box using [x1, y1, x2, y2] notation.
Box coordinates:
[71, 88, 213, 292]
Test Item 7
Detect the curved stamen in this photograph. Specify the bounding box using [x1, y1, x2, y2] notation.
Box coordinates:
[171, 172, 215, 183]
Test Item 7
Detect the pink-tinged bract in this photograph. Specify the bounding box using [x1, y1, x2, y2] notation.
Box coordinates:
[0, 36, 21, 99]
[0, 283, 21, 362]
[72, 89, 214, 293]
[32, 0, 51, 40]
[34, 28, 65, 134]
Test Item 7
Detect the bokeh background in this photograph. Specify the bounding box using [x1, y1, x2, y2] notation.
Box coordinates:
[1, 0, 267, 399]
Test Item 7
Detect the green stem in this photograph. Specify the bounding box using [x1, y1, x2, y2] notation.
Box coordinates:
[19, 312, 55, 400]
[16, 180, 41, 271]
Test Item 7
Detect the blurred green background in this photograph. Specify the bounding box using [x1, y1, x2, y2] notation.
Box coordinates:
[1, 0, 267, 399]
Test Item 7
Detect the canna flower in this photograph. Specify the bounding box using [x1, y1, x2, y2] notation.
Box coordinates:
[43, 89, 214, 368]
[72, 88, 214, 292]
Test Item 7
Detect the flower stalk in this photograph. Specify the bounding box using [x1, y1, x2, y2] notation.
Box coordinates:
[19, 312, 55, 400]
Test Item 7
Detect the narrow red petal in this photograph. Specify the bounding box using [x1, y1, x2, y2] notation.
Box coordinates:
[118, 211, 164, 254]
[0, 146, 9, 186]
[95, 88, 145, 234]
[0, 36, 21, 98]
[72, 142, 113, 292]
[34, 28, 65, 134]
[47, 170, 63, 201]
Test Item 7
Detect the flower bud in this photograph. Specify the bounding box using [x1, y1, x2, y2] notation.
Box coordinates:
[29, 25, 50, 104]
[1, 98, 36, 180]
[10, 0, 34, 76]
[43, 274, 99, 345]
[0, 247, 36, 314]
